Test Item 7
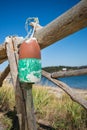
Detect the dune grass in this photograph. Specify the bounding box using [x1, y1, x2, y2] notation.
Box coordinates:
[0, 83, 15, 111]
[0, 83, 87, 130]
[33, 86, 87, 130]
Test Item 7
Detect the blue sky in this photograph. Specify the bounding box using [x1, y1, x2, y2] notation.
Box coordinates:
[0, 0, 87, 71]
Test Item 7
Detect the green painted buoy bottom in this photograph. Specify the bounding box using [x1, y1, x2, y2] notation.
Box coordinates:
[18, 58, 41, 83]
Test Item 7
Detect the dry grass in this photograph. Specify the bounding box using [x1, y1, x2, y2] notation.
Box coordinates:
[0, 83, 87, 130]
[0, 83, 15, 111]
[33, 85, 87, 130]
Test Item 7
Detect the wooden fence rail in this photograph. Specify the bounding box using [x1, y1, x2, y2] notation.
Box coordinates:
[0, 0, 87, 130]
[33, 0, 87, 48]
[51, 68, 87, 78]
[0, 44, 7, 64]
[0, 0, 87, 63]
[42, 70, 87, 110]
[0, 65, 10, 86]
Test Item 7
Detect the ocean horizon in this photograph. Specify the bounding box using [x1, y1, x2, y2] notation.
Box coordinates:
[39, 74, 87, 89]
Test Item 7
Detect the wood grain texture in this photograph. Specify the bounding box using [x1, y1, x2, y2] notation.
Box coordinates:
[12, 37, 25, 130]
[13, 37, 37, 130]
[6, 37, 25, 130]
[34, 0, 87, 49]
[0, 44, 7, 64]
[0, 0, 87, 63]
[6, 38, 18, 87]
[51, 68, 87, 78]
[0, 65, 10, 87]
[21, 84, 37, 130]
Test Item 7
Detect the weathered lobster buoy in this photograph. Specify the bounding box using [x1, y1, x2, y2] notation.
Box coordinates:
[18, 37, 41, 83]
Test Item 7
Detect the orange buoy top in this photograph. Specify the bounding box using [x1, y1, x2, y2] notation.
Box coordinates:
[19, 38, 41, 59]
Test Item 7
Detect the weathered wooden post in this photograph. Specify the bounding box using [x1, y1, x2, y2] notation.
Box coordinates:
[0, 0, 86, 129]
[18, 36, 41, 130]
[5, 37, 24, 130]
[5, 36, 39, 130]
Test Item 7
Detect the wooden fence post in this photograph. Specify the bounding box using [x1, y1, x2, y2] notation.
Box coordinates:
[13, 36, 37, 130]
[6, 37, 37, 130]
[21, 83, 37, 130]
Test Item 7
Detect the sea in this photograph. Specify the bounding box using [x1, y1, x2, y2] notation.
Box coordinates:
[39, 74, 87, 89]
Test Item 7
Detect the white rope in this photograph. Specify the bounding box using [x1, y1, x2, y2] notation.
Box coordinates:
[25, 17, 39, 39]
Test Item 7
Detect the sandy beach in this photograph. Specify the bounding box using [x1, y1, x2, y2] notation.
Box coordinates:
[35, 85, 87, 99]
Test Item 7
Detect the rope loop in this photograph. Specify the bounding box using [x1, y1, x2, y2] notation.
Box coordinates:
[25, 17, 39, 39]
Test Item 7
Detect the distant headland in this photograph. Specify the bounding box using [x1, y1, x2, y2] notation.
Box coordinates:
[43, 65, 87, 73]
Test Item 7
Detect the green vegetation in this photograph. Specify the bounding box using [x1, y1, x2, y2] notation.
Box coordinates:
[0, 83, 15, 130]
[0, 83, 87, 130]
[0, 115, 12, 130]
[43, 65, 87, 73]
[33, 86, 87, 130]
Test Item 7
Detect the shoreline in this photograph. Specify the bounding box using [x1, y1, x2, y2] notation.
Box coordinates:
[35, 84, 87, 98]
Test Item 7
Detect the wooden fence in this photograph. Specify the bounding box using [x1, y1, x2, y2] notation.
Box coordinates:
[0, 0, 87, 130]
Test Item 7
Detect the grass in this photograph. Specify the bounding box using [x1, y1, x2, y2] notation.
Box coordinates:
[0, 83, 87, 130]
[0, 115, 12, 130]
[0, 83, 15, 111]
[33, 86, 87, 130]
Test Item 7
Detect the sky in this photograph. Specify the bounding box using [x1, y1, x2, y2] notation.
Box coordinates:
[0, 0, 87, 71]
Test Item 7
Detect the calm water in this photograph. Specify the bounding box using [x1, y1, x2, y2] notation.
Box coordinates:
[39, 75, 87, 89]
